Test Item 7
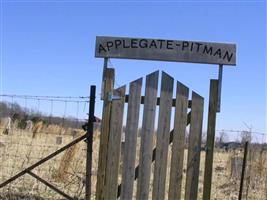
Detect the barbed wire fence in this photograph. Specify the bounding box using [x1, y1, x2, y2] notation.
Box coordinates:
[216, 129, 267, 144]
[0, 94, 100, 199]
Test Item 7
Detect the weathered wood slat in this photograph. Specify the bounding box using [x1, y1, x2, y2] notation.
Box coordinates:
[121, 78, 143, 200]
[117, 111, 192, 198]
[96, 69, 115, 200]
[152, 72, 174, 200]
[168, 81, 189, 200]
[185, 91, 204, 200]
[136, 71, 159, 200]
[104, 86, 126, 199]
[203, 80, 218, 200]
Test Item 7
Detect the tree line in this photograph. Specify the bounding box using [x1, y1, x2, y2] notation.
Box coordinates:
[0, 101, 85, 129]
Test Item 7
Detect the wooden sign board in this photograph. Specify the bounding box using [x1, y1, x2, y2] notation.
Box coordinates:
[95, 36, 236, 65]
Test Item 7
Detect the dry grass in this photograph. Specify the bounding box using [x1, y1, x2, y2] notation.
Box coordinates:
[0, 126, 266, 199]
[52, 131, 84, 182]
[32, 121, 44, 138]
[0, 126, 99, 199]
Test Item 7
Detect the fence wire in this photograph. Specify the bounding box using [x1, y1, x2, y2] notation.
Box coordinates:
[0, 96, 100, 199]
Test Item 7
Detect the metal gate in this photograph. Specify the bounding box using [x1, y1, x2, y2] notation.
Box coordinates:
[0, 86, 97, 200]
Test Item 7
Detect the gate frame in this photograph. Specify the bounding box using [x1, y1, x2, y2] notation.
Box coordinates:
[97, 45, 229, 200]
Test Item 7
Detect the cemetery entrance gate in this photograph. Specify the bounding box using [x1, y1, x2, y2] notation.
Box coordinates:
[94, 36, 236, 200]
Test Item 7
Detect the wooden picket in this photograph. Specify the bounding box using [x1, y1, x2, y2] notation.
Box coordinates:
[136, 71, 159, 200]
[152, 72, 174, 200]
[168, 81, 189, 200]
[121, 78, 143, 200]
[185, 91, 204, 200]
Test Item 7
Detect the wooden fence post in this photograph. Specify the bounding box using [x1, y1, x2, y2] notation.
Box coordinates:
[96, 68, 114, 200]
[202, 79, 218, 200]
[101, 58, 108, 100]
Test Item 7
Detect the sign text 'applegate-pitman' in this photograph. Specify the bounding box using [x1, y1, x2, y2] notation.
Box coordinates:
[95, 36, 236, 65]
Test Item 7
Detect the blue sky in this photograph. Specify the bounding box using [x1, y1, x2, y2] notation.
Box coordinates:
[0, 1, 266, 140]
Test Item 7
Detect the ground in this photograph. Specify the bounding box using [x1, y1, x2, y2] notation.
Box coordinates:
[0, 127, 266, 199]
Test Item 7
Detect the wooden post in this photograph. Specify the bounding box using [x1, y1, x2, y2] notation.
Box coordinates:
[202, 80, 218, 200]
[238, 141, 249, 200]
[96, 68, 114, 200]
[101, 58, 108, 100]
[217, 65, 223, 112]
[85, 85, 96, 200]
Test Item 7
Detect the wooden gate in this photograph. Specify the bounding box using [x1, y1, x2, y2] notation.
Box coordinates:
[95, 70, 217, 200]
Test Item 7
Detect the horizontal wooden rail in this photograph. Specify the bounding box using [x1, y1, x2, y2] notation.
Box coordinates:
[117, 111, 191, 198]
[125, 95, 192, 108]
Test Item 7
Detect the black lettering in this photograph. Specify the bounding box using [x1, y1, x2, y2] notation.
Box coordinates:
[223, 51, 233, 62]
[98, 44, 107, 53]
[157, 39, 165, 48]
[131, 39, 138, 48]
[149, 40, 157, 48]
[106, 41, 114, 51]
[114, 40, 122, 49]
[213, 49, 222, 58]
[122, 40, 130, 48]
[182, 41, 189, 50]
[167, 40, 173, 50]
[190, 42, 194, 51]
[203, 45, 213, 55]
[195, 42, 203, 52]
[139, 39, 148, 48]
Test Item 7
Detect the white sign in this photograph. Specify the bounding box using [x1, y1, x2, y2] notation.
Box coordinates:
[95, 36, 236, 65]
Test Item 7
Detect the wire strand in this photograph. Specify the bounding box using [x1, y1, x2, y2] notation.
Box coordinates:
[0, 94, 89, 103]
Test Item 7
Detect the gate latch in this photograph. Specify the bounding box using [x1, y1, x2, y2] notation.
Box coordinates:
[107, 92, 122, 101]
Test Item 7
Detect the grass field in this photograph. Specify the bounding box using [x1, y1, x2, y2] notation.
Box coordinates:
[0, 126, 266, 199]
